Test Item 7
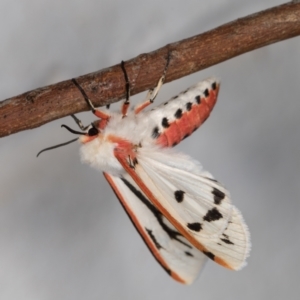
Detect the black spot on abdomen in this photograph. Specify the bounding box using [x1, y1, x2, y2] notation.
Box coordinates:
[174, 109, 183, 119]
[195, 95, 201, 104]
[162, 117, 170, 128]
[152, 126, 160, 138]
[186, 102, 192, 111]
[204, 88, 209, 97]
[183, 133, 190, 140]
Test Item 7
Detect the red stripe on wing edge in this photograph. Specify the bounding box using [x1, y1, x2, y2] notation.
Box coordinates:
[103, 172, 187, 284]
[114, 153, 233, 271]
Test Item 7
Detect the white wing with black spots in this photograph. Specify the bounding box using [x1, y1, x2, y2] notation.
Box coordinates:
[133, 146, 250, 270]
[104, 172, 208, 284]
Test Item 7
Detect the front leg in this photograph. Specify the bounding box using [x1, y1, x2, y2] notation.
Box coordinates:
[120, 61, 131, 117]
[134, 53, 171, 114]
[71, 78, 111, 130]
[72, 78, 110, 121]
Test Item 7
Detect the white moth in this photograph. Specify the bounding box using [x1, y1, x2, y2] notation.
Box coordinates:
[40, 65, 250, 284]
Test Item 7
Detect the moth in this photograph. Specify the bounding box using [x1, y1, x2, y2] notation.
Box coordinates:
[38, 61, 250, 284]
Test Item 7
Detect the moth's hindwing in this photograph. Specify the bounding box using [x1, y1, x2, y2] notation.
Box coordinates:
[114, 147, 250, 272]
[104, 173, 208, 284]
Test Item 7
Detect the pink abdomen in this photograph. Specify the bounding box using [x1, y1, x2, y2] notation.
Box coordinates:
[156, 83, 219, 148]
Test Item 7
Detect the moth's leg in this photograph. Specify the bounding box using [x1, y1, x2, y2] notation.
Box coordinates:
[120, 60, 131, 117]
[70, 114, 90, 131]
[72, 78, 110, 120]
[134, 53, 171, 114]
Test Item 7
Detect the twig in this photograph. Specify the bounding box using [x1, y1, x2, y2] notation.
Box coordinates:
[0, 2, 300, 138]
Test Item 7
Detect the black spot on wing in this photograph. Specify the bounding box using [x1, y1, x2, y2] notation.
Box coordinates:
[152, 126, 160, 138]
[204, 88, 209, 97]
[129, 157, 138, 169]
[212, 188, 225, 205]
[187, 222, 202, 232]
[174, 109, 183, 119]
[195, 95, 201, 104]
[212, 82, 217, 90]
[162, 117, 170, 128]
[221, 238, 234, 245]
[186, 102, 192, 111]
[185, 251, 193, 257]
[203, 251, 215, 260]
[207, 177, 218, 183]
[164, 101, 169, 106]
[203, 208, 223, 222]
[164, 268, 172, 276]
[174, 190, 184, 203]
[146, 228, 163, 249]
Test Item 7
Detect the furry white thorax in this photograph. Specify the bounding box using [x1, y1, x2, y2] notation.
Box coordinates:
[79, 110, 156, 176]
[80, 135, 122, 175]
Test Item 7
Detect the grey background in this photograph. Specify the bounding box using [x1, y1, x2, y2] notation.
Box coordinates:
[0, 1, 299, 299]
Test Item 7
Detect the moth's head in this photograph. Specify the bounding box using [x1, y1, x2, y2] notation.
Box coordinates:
[36, 119, 104, 157]
[79, 120, 102, 144]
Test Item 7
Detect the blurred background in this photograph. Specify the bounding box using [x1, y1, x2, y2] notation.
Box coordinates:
[0, 1, 299, 299]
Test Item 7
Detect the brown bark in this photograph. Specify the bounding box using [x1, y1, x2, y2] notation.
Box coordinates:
[0, 2, 300, 138]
